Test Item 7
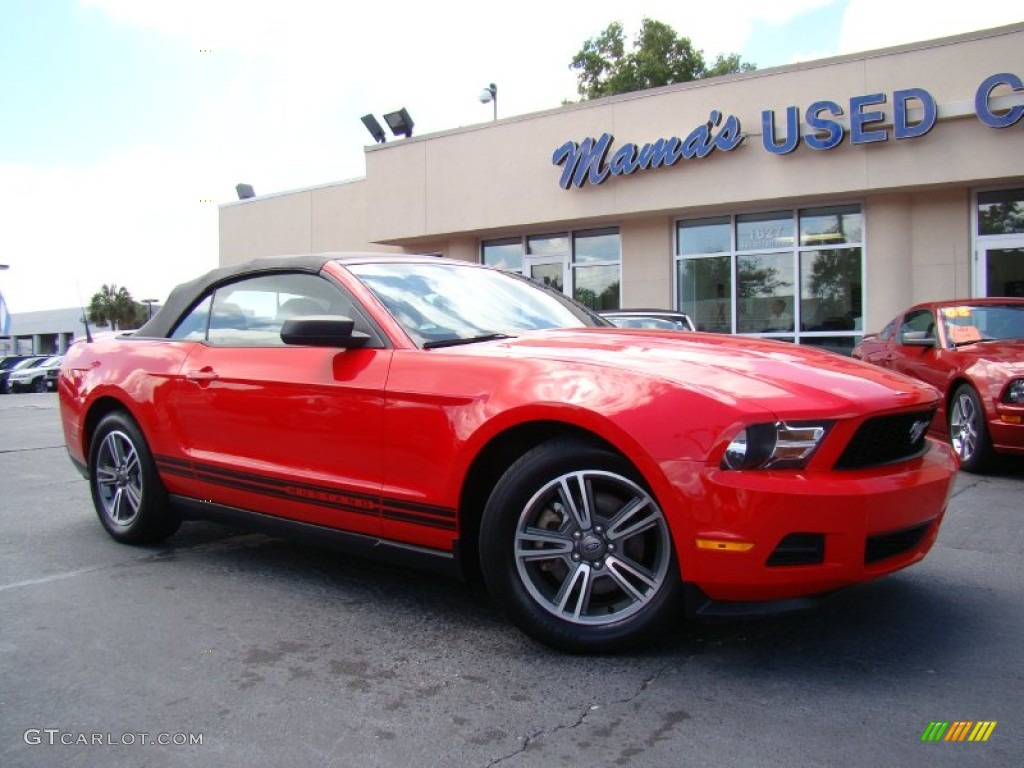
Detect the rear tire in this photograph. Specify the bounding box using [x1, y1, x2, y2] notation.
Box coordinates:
[480, 438, 680, 653]
[32, 378, 46, 393]
[949, 384, 994, 473]
[88, 411, 181, 543]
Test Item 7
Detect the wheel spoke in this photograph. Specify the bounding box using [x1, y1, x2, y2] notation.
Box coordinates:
[124, 481, 143, 513]
[604, 555, 659, 604]
[554, 562, 593, 620]
[124, 450, 140, 477]
[557, 473, 593, 531]
[515, 528, 574, 561]
[111, 487, 127, 522]
[605, 497, 658, 542]
[108, 435, 125, 465]
[96, 466, 119, 487]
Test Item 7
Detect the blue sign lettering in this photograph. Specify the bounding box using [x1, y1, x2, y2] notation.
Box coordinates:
[806, 101, 844, 150]
[762, 107, 800, 155]
[893, 88, 937, 139]
[555, 71, 1018, 188]
[975, 72, 1024, 128]
[850, 93, 887, 144]
[552, 112, 745, 189]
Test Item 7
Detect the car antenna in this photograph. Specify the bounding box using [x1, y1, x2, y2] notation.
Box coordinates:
[76, 283, 94, 343]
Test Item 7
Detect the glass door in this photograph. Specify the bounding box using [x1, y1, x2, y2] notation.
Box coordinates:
[978, 239, 1024, 297]
[525, 258, 568, 294]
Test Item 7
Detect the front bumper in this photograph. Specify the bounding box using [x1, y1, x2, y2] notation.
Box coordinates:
[660, 439, 958, 604]
[989, 409, 1024, 456]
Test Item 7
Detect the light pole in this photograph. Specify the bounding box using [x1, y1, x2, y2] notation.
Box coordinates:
[0, 264, 11, 354]
[141, 298, 158, 321]
[479, 83, 497, 121]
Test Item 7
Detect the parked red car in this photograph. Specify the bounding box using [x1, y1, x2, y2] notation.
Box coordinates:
[852, 298, 1024, 472]
[59, 255, 957, 652]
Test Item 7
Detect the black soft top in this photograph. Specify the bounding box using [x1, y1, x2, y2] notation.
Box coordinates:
[136, 254, 335, 338]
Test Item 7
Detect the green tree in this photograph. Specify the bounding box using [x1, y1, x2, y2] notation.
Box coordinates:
[570, 18, 755, 100]
[88, 284, 147, 331]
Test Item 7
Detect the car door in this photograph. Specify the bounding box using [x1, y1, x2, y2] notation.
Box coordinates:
[888, 308, 951, 390]
[163, 272, 391, 537]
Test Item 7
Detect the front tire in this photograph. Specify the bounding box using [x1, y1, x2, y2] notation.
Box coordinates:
[480, 438, 680, 653]
[949, 384, 994, 473]
[89, 411, 181, 543]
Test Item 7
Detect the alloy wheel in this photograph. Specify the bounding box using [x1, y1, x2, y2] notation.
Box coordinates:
[94, 430, 144, 527]
[513, 469, 671, 626]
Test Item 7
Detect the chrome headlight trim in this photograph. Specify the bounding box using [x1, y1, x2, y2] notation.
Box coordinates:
[1003, 379, 1024, 405]
[721, 421, 833, 470]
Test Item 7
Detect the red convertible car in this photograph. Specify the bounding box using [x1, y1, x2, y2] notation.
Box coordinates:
[59, 255, 957, 652]
[852, 298, 1024, 473]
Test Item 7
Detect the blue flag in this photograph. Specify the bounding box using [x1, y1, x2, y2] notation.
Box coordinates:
[0, 291, 10, 336]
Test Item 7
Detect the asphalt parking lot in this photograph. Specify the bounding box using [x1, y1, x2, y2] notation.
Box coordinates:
[1, 392, 1021, 768]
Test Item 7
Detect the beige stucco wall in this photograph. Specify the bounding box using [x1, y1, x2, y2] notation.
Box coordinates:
[219, 179, 403, 265]
[620, 217, 674, 308]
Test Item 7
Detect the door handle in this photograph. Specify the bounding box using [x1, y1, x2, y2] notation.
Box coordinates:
[186, 367, 219, 383]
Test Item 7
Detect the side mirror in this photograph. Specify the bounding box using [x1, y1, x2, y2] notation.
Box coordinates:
[901, 330, 935, 347]
[280, 316, 370, 348]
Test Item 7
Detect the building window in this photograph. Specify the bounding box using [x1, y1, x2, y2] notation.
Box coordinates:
[978, 188, 1024, 235]
[676, 205, 863, 353]
[481, 237, 524, 272]
[481, 228, 621, 309]
[572, 228, 620, 310]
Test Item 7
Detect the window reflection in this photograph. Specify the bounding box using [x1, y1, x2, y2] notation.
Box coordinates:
[800, 205, 862, 246]
[800, 248, 863, 332]
[349, 262, 599, 347]
[573, 265, 619, 310]
[679, 217, 730, 255]
[677, 256, 731, 333]
[736, 253, 794, 333]
[482, 238, 523, 271]
[978, 188, 1024, 235]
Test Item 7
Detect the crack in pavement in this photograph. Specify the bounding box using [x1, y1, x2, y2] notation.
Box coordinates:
[0, 533, 268, 593]
[0, 444, 66, 454]
[485, 668, 667, 767]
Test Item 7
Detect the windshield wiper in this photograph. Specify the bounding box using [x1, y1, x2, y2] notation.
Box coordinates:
[422, 333, 514, 349]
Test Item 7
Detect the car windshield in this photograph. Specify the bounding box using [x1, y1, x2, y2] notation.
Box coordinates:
[940, 303, 1024, 346]
[347, 261, 607, 347]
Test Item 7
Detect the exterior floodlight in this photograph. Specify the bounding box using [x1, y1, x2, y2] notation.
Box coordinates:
[383, 108, 414, 138]
[361, 114, 387, 144]
[236, 183, 255, 200]
[479, 82, 497, 121]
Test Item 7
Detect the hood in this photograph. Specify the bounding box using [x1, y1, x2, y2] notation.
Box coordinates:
[442, 328, 940, 418]
[953, 339, 1024, 371]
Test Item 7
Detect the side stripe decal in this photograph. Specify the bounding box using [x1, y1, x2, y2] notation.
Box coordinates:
[154, 455, 457, 530]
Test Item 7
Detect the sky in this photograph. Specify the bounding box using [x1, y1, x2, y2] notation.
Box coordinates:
[1, 0, 1021, 313]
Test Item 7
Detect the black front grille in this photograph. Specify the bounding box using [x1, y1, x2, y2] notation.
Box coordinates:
[865, 522, 931, 564]
[834, 409, 935, 470]
[766, 533, 825, 566]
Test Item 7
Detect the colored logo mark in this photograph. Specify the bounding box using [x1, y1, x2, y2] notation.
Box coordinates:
[921, 721, 997, 742]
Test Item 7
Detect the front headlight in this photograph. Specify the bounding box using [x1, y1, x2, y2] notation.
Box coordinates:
[1004, 379, 1024, 404]
[721, 421, 832, 470]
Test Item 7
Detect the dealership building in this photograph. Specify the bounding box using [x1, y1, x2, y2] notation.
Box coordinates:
[219, 23, 1024, 354]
